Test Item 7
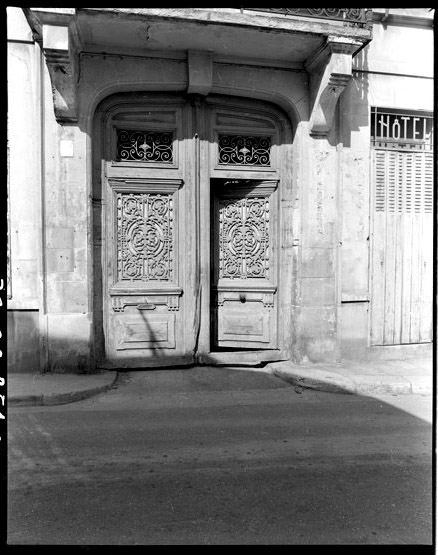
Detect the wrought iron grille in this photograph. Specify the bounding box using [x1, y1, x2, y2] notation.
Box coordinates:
[218, 135, 271, 166]
[117, 192, 174, 282]
[243, 8, 369, 27]
[219, 197, 270, 279]
[116, 130, 173, 163]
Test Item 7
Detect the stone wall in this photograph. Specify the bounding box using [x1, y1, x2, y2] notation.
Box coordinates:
[7, 7, 92, 373]
[42, 66, 92, 372]
[7, 8, 433, 371]
[294, 125, 339, 362]
[7, 8, 41, 372]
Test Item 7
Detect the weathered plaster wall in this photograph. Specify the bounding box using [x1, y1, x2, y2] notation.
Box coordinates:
[339, 16, 433, 359]
[294, 125, 339, 362]
[363, 17, 433, 79]
[8, 7, 93, 373]
[7, 8, 41, 372]
[42, 61, 92, 372]
[10, 8, 431, 371]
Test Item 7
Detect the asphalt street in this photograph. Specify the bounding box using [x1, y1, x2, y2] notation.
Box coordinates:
[7, 367, 433, 545]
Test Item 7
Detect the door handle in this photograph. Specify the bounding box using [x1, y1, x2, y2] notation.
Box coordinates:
[239, 293, 246, 303]
[137, 301, 156, 310]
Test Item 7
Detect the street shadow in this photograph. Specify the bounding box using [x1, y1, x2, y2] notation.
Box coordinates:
[7, 362, 434, 545]
[7, 310, 93, 375]
[7, 310, 40, 373]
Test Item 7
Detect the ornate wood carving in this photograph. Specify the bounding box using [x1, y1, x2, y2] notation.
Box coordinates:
[219, 197, 270, 279]
[111, 293, 181, 312]
[216, 289, 275, 308]
[117, 192, 174, 282]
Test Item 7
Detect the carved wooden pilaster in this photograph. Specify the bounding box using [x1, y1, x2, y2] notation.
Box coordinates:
[306, 36, 364, 137]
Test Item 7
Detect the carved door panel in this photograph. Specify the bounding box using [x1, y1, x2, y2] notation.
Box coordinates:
[211, 180, 278, 349]
[107, 181, 183, 359]
[101, 101, 194, 367]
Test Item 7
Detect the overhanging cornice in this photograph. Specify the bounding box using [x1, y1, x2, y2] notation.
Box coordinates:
[22, 8, 372, 129]
[76, 7, 373, 41]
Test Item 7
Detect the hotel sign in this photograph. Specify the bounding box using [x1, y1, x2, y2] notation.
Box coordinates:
[371, 108, 433, 149]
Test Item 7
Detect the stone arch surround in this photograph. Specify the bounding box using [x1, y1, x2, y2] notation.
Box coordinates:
[90, 90, 301, 367]
[78, 55, 308, 132]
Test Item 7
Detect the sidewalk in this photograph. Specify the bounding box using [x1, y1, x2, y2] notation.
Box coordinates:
[268, 356, 433, 395]
[8, 371, 118, 407]
[7, 356, 433, 408]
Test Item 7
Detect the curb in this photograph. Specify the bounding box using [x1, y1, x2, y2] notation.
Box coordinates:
[269, 364, 432, 396]
[9, 372, 119, 407]
[271, 367, 356, 394]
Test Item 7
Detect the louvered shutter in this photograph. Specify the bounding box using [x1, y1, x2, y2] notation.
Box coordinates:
[370, 149, 433, 345]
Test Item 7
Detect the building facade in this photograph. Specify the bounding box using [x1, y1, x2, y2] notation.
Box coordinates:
[7, 8, 434, 373]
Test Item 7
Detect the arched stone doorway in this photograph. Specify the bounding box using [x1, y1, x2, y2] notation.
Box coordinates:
[93, 93, 296, 368]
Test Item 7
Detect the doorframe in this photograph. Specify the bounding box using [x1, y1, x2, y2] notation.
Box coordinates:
[92, 92, 297, 368]
[92, 93, 193, 369]
[197, 95, 296, 364]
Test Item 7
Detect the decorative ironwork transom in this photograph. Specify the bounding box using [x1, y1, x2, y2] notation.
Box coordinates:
[219, 197, 270, 279]
[117, 192, 174, 282]
[218, 135, 271, 166]
[116, 130, 173, 163]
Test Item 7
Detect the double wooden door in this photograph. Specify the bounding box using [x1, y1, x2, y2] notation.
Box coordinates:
[94, 94, 292, 368]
